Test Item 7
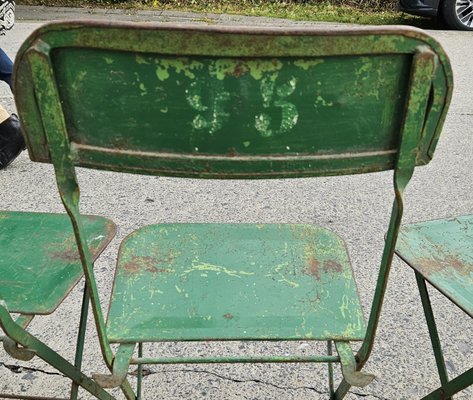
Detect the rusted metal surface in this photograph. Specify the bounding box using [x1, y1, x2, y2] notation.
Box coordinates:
[14, 23, 453, 178]
[0, 211, 116, 314]
[396, 215, 473, 317]
[107, 224, 366, 343]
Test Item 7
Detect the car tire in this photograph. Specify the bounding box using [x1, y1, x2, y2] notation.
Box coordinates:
[442, 0, 473, 30]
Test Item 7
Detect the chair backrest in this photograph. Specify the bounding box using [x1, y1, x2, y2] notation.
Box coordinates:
[14, 22, 452, 179]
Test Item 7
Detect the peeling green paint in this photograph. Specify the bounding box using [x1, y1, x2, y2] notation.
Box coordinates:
[139, 83, 147, 96]
[155, 58, 204, 81]
[209, 59, 247, 80]
[71, 70, 88, 91]
[135, 55, 150, 65]
[182, 262, 255, 278]
[294, 59, 324, 70]
[315, 95, 333, 107]
[155, 65, 169, 82]
[247, 59, 283, 80]
[103, 57, 114, 65]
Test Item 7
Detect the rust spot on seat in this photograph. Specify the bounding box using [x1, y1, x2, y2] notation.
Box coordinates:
[323, 260, 343, 273]
[223, 313, 233, 320]
[413, 254, 472, 277]
[50, 248, 80, 262]
[306, 258, 343, 279]
[122, 255, 174, 274]
[307, 257, 321, 279]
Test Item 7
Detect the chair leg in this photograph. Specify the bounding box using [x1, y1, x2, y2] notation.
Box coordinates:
[93, 343, 135, 388]
[327, 340, 335, 400]
[333, 377, 350, 400]
[421, 367, 473, 400]
[70, 284, 90, 400]
[0, 300, 115, 400]
[335, 341, 374, 388]
[415, 272, 452, 400]
[333, 341, 375, 400]
[137, 343, 143, 400]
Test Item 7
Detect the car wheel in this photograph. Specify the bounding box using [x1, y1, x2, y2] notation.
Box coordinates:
[442, 0, 473, 30]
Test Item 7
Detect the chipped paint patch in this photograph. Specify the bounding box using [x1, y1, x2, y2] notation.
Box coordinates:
[314, 95, 333, 107]
[155, 58, 204, 81]
[246, 59, 283, 80]
[294, 59, 324, 70]
[182, 262, 255, 278]
[209, 59, 249, 80]
[136, 55, 150, 65]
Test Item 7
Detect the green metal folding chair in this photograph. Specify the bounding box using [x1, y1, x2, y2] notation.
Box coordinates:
[396, 216, 473, 399]
[12, 22, 453, 399]
[0, 211, 116, 399]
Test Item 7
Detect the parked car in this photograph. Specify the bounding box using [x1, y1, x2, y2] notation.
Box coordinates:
[400, 0, 473, 31]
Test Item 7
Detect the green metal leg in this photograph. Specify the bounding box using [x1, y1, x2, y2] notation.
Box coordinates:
[93, 343, 135, 389]
[415, 272, 452, 400]
[119, 377, 138, 400]
[137, 343, 143, 400]
[334, 378, 350, 400]
[335, 342, 374, 388]
[0, 300, 115, 400]
[327, 341, 335, 400]
[421, 367, 473, 400]
[70, 284, 90, 400]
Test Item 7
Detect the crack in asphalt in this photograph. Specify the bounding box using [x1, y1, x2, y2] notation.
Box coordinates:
[142, 367, 389, 399]
[149, 367, 329, 394]
[2, 362, 388, 399]
[1, 362, 65, 378]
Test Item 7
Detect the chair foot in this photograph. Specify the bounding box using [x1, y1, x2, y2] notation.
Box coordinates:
[0, 301, 36, 361]
[93, 343, 135, 388]
[335, 341, 375, 388]
[3, 336, 36, 361]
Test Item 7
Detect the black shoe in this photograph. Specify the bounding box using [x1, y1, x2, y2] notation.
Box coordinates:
[0, 113, 26, 170]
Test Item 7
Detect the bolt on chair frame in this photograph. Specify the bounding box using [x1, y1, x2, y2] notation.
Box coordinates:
[13, 22, 452, 399]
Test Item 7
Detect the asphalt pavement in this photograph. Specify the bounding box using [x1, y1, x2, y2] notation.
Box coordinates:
[0, 5, 472, 400]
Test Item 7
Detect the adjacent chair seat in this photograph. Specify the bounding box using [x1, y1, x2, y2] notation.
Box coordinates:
[0, 211, 116, 315]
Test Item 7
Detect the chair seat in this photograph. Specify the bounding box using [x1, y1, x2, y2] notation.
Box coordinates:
[0, 211, 116, 314]
[396, 215, 473, 318]
[106, 223, 366, 343]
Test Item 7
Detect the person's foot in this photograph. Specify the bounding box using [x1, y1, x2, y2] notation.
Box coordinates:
[0, 114, 26, 170]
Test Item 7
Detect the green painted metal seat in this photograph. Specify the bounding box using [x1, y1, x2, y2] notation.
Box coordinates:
[395, 215, 473, 399]
[11, 21, 453, 400]
[0, 211, 115, 314]
[0, 211, 116, 400]
[107, 223, 365, 343]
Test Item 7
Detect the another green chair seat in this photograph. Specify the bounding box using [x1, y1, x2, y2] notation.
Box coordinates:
[396, 215, 473, 318]
[0, 211, 116, 314]
[106, 223, 366, 343]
